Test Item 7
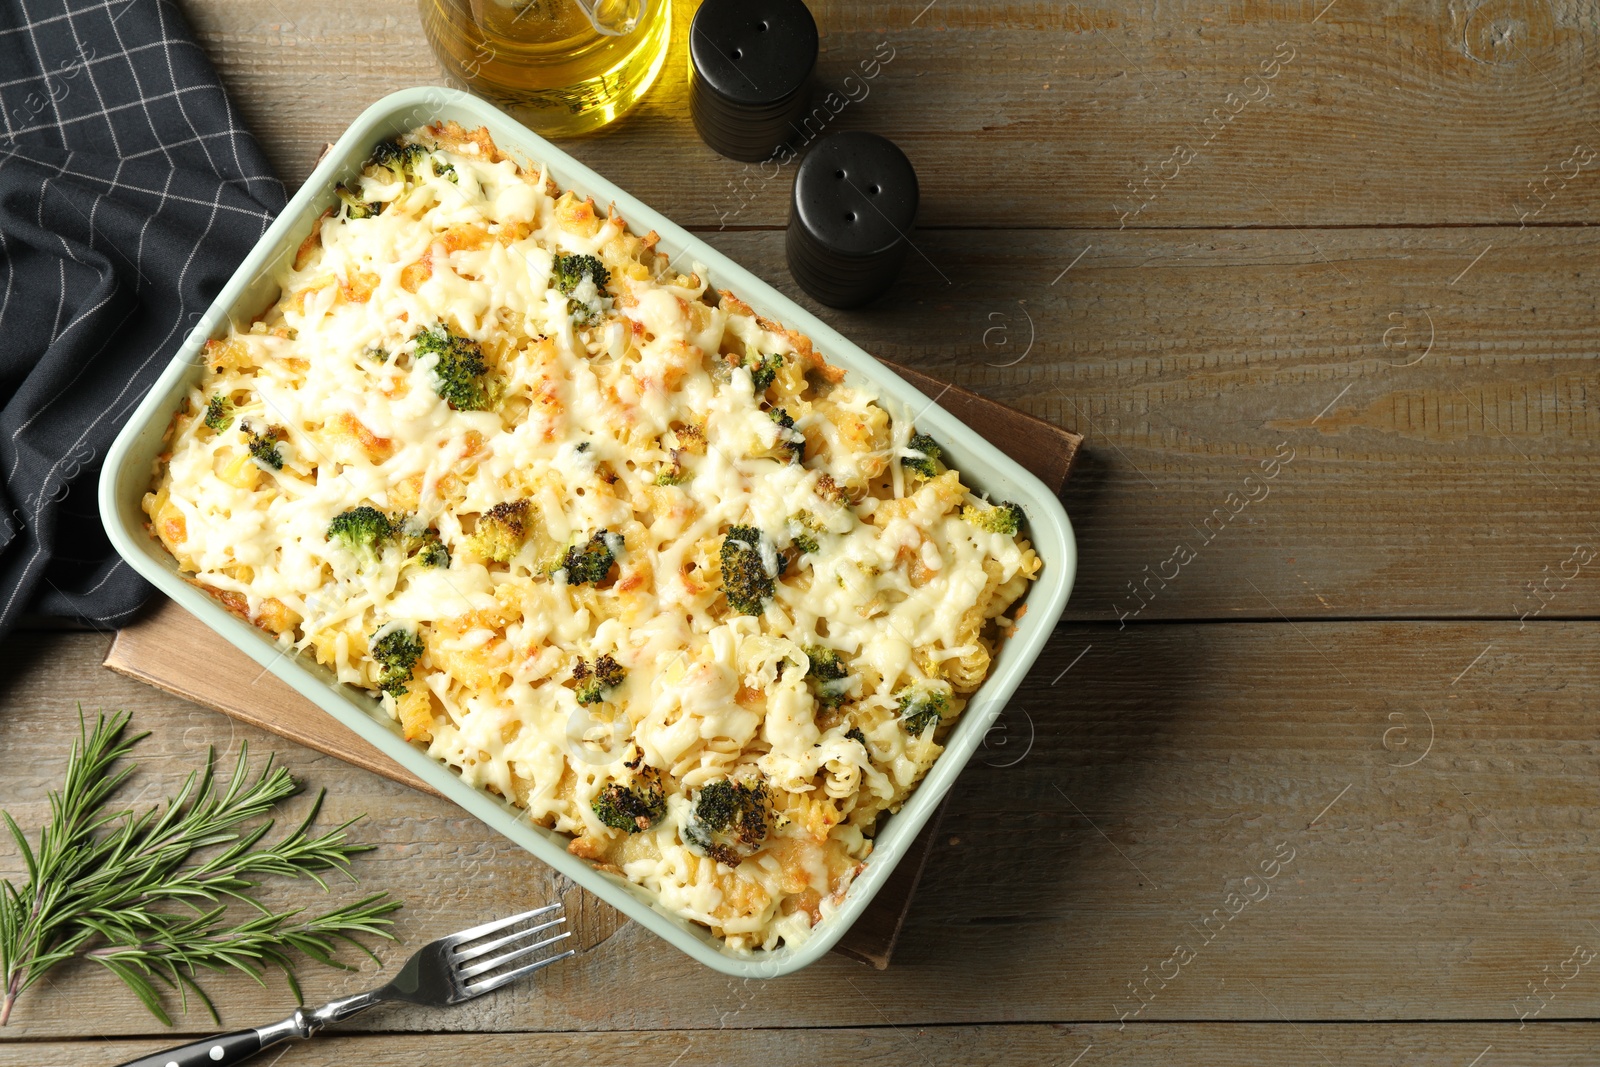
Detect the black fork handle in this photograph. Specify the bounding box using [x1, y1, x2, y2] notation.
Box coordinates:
[112, 991, 383, 1067]
[114, 1028, 266, 1067]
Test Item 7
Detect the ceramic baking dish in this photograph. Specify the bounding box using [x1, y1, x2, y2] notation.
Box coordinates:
[99, 86, 1076, 978]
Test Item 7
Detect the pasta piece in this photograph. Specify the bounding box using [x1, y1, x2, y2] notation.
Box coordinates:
[142, 125, 1041, 953]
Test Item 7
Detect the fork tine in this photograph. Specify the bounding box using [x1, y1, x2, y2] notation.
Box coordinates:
[456, 930, 572, 981]
[453, 917, 566, 963]
[462, 946, 577, 996]
[444, 903, 562, 947]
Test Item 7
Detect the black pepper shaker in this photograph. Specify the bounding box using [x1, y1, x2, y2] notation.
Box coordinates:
[786, 132, 920, 308]
[689, 0, 818, 163]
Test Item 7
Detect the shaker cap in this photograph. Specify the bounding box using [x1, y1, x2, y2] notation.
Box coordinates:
[689, 0, 818, 107]
[786, 132, 919, 307]
[689, 0, 818, 162]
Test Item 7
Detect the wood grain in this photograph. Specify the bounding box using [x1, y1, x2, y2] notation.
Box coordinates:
[15, 1023, 1600, 1067]
[182, 0, 1600, 229]
[184, 0, 1600, 622]
[6, 0, 1598, 1057]
[698, 227, 1600, 622]
[882, 359, 1082, 490]
[104, 598, 440, 795]
[3, 622, 1597, 1037]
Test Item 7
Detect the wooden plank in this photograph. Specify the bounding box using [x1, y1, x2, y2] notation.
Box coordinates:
[171, 0, 1600, 622]
[694, 226, 1600, 622]
[14, 1023, 1600, 1067]
[11, 0, 1597, 1051]
[110, 198, 1596, 623]
[4, 623, 1598, 1035]
[883, 360, 1081, 490]
[103, 598, 439, 796]
[182, 0, 1600, 228]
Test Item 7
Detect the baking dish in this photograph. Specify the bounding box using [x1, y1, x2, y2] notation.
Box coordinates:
[98, 86, 1076, 978]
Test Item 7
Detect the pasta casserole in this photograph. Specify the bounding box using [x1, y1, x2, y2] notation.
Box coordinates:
[144, 124, 1040, 951]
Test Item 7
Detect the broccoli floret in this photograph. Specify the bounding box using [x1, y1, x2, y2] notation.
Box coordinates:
[684, 775, 770, 865]
[552, 253, 611, 327]
[560, 530, 616, 585]
[742, 352, 783, 392]
[415, 536, 450, 568]
[720, 526, 775, 615]
[567, 299, 606, 328]
[369, 139, 428, 181]
[327, 506, 395, 556]
[246, 428, 284, 471]
[203, 395, 234, 433]
[787, 513, 822, 555]
[845, 726, 867, 747]
[963, 500, 1024, 536]
[393, 519, 450, 568]
[814, 473, 845, 505]
[367, 140, 458, 187]
[370, 626, 425, 696]
[468, 500, 529, 563]
[593, 654, 626, 689]
[805, 646, 852, 709]
[791, 530, 819, 554]
[593, 768, 666, 833]
[336, 142, 430, 219]
[573, 653, 626, 705]
[769, 408, 803, 463]
[369, 139, 421, 168]
[335, 184, 382, 219]
[903, 432, 944, 480]
[332, 513, 448, 567]
[673, 423, 707, 455]
[897, 684, 951, 735]
[552, 253, 611, 296]
[415, 326, 495, 411]
[654, 450, 685, 486]
[365, 345, 391, 363]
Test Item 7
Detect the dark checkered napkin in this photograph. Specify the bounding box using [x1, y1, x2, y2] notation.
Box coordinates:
[0, 0, 285, 638]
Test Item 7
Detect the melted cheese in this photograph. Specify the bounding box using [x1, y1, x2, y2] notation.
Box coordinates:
[145, 122, 1040, 953]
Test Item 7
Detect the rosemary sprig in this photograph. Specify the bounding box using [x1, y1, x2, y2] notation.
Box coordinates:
[0, 709, 402, 1026]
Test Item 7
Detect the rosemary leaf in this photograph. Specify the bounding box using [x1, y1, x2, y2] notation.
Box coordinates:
[0, 709, 401, 1026]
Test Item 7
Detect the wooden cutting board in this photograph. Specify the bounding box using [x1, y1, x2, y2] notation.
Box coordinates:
[104, 359, 1081, 969]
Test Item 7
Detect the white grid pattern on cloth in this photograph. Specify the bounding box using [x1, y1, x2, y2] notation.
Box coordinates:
[0, 0, 286, 632]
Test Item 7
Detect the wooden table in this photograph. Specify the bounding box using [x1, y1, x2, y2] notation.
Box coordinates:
[4, 1, 1599, 1063]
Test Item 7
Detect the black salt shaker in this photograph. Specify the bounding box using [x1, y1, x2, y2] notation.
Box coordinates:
[786, 132, 920, 308]
[689, 0, 818, 163]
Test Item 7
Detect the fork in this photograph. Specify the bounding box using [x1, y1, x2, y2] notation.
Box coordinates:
[115, 904, 574, 1067]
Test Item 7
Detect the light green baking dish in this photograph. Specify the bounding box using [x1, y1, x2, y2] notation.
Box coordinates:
[98, 86, 1076, 978]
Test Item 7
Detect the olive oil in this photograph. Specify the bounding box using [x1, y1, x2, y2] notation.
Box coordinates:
[420, 0, 671, 137]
